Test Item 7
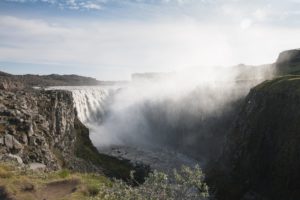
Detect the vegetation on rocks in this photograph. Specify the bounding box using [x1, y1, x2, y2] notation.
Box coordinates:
[0, 162, 111, 200]
[92, 165, 209, 200]
[0, 162, 209, 200]
[275, 49, 300, 75]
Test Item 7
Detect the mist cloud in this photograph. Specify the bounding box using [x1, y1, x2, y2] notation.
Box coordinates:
[87, 65, 275, 159]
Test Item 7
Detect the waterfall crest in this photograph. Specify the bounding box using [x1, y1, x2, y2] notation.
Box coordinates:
[47, 86, 118, 125]
[72, 87, 109, 124]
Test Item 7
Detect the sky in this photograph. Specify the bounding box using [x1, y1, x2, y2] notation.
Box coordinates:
[0, 0, 300, 80]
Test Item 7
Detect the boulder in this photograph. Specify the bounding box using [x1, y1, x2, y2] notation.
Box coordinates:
[4, 133, 23, 151]
[12, 137, 23, 150]
[29, 163, 46, 171]
[0, 153, 23, 165]
[4, 134, 14, 149]
[7, 154, 23, 164]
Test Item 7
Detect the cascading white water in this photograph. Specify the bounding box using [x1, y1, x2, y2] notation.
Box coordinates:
[46, 65, 275, 173]
[47, 84, 200, 172]
[47, 85, 119, 125]
[71, 87, 110, 124]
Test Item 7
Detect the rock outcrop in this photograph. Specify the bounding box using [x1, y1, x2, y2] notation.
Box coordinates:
[275, 49, 300, 75]
[0, 88, 149, 181]
[208, 75, 300, 200]
[0, 72, 24, 91]
[0, 89, 92, 170]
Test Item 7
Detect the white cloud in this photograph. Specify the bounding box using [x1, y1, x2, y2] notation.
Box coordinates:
[1, 0, 300, 79]
[5, 0, 29, 2]
[4, 0, 104, 10]
[1, 15, 300, 80]
[81, 2, 102, 10]
[3, 0, 205, 11]
[253, 9, 268, 21]
[240, 18, 253, 29]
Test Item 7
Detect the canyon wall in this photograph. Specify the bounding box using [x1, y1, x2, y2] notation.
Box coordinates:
[0, 88, 148, 181]
[209, 75, 300, 200]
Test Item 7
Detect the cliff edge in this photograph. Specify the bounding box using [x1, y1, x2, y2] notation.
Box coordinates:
[275, 49, 300, 75]
[209, 75, 300, 200]
[0, 88, 148, 182]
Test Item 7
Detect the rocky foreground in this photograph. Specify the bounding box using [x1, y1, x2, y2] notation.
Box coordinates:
[0, 87, 148, 183]
[0, 89, 79, 170]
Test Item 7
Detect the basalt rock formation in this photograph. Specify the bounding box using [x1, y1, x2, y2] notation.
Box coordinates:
[0, 87, 148, 182]
[0, 89, 95, 170]
[205, 49, 300, 200]
[208, 75, 300, 200]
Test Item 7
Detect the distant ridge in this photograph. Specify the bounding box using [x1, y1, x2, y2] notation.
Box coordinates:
[0, 71, 121, 90]
[1, 48, 300, 90]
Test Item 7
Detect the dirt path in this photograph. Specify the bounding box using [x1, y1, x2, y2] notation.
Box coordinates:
[35, 179, 79, 200]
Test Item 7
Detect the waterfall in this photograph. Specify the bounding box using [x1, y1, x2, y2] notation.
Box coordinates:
[46, 84, 200, 173]
[72, 87, 109, 124]
[44, 67, 276, 172]
[47, 85, 119, 125]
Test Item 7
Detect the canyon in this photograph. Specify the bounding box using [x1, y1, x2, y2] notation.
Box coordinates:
[0, 49, 300, 200]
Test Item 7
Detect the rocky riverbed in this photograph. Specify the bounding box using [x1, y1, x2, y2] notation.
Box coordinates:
[98, 145, 202, 175]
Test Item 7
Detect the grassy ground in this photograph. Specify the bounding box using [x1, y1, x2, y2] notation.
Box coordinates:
[252, 75, 300, 96]
[0, 162, 111, 200]
[0, 161, 209, 200]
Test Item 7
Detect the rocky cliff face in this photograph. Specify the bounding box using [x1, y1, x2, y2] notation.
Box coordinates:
[0, 88, 148, 181]
[0, 89, 94, 170]
[208, 75, 300, 200]
[0, 73, 24, 91]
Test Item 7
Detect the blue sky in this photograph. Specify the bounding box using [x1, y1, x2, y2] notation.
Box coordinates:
[1, 0, 300, 80]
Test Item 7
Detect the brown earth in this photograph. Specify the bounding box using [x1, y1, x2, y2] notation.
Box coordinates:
[35, 179, 79, 200]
